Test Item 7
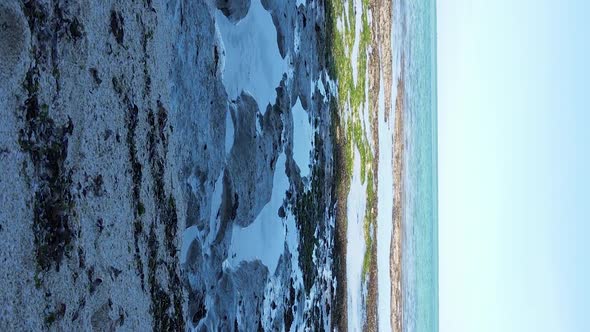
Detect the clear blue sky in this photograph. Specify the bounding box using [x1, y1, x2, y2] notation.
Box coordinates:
[437, 0, 590, 331]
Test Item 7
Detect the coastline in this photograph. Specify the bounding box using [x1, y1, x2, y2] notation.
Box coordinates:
[0, 1, 337, 330]
[366, 0, 395, 329]
[0, 0, 418, 330]
[326, 0, 403, 331]
[391, 72, 405, 332]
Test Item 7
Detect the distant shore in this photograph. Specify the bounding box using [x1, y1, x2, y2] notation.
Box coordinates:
[367, 0, 404, 331]
[391, 72, 405, 332]
[366, 0, 395, 329]
[331, 0, 403, 329]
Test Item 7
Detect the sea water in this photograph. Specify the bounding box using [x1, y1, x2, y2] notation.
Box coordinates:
[395, 0, 438, 331]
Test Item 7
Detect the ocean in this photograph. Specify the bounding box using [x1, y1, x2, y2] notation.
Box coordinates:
[395, 0, 439, 331]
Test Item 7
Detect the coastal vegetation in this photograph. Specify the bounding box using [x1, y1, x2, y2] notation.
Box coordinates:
[327, 0, 375, 283]
[327, 0, 378, 329]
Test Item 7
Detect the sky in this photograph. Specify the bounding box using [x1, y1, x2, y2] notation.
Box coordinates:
[437, 0, 590, 331]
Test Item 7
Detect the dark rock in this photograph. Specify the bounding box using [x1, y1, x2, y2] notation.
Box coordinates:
[90, 68, 102, 85]
[189, 291, 207, 325]
[69, 17, 84, 40]
[109, 10, 124, 45]
[215, 0, 251, 24]
[278, 206, 286, 218]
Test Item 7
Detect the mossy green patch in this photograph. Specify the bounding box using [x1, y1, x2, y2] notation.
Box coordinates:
[327, 0, 376, 282]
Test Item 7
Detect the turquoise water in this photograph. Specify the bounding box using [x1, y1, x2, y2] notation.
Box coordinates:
[396, 0, 438, 331]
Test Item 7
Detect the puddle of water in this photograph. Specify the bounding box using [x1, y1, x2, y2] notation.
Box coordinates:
[350, 0, 363, 85]
[292, 98, 314, 178]
[377, 73, 394, 332]
[346, 147, 368, 331]
[216, 0, 288, 113]
[226, 153, 293, 275]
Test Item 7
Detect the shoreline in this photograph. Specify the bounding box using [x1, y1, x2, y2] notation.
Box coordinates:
[368, 0, 396, 330]
[391, 70, 405, 332]
[366, 0, 388, 329]
[330, 0, 401, 329]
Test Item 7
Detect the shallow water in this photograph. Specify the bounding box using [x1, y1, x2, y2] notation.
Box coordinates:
[291, 98, 314, 178]
[215, 0, 288, 112]
[350, 0, 363, 85]
[226, 153, 292, 275]
[346, 147, 368, 332]
[396, 0, 439, 331]
[377, 73, 394, 332]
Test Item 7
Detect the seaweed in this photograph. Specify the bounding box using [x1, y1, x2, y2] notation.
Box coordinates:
[109, 10, 124, 45]
[19, 66, 75, 272]
[293, 135, 327, 294]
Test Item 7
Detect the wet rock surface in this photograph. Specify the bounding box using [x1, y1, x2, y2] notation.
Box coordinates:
[0, 0, 337, 330]
[0, 3, 28, 82]
[215, 0, 252, 24]
[226, 92, 283, 228]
